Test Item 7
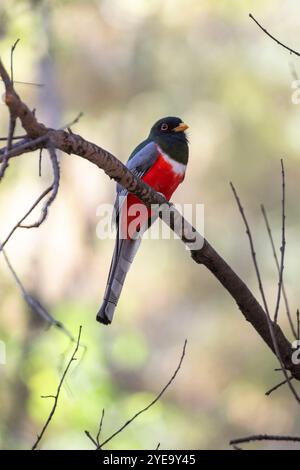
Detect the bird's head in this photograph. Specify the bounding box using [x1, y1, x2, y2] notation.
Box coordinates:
[149, 116, 189, 164]
[149, 116, 189, 141]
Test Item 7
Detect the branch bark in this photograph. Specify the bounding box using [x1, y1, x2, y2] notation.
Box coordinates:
[1, 58, 299, 381]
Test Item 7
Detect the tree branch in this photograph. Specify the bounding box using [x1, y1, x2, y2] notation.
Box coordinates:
[230, 181, 300, 404]
[265, 375, 293, 396]
[85, 340, 187, 449]
[1, 57, 300, 382]
[0, 186, 53, 251]
[230, 433, 300, 448]
[19, 146, 60, 229]
[273, 159, 286, 324]
[1, 248, 74, 340]
[261, 204, 297, 339]
[249, 13, 300, 57]
[31, 325, 82, 450]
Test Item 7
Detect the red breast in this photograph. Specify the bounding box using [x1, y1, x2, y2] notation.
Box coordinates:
[121, 148, 186, 239]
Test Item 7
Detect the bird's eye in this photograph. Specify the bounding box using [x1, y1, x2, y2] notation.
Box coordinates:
[161, 123, 168, 131]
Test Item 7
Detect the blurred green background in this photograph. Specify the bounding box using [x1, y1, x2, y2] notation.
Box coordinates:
[1, 0, 300, 450]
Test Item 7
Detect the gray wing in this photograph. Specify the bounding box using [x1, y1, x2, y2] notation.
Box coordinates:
[113, 141, 158, 224]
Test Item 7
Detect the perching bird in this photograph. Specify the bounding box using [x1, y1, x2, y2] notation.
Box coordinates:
[97, 116, 189, 325]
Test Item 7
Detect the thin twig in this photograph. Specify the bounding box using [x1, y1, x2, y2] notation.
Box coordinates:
[7, 116, 16, 152]
[0, 134, 27, 141]
[10, 39, 20, 85]
[230, 182, 300, 405]
[265, 375, 293, 396]
[273, 160, 286, 324]
[230, 182, 270, 314]
[0, 114, 16, 179]
[39, 148, 43, 177]
[0, 186, 53, 251]
[85, 340, 187, 449]
[249, 13, 300, 57]
[85, 431, 98, 447]
[32, 325, 82, 450]
[0, 40, 20, 178]
[261, 204, 297, 338]
[99, 340, 187, 449]
[0, 78, 44, 87]
[96, 409, 105, 447]
[1, 248, 74, 339]
[230, 434, 300, 446]
[0, 135, 48, 162]
[61, 112, 83, 131]
[20, 146, 59, 229]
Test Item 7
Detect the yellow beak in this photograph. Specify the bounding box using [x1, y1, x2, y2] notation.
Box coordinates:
[173, 122, 189, 133]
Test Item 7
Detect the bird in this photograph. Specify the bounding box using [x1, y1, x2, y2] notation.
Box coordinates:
[97, 116, 189, 325]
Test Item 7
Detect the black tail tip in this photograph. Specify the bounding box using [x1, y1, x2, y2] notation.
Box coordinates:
[97, 300, 116, 325]
[96, 310, 112, 325]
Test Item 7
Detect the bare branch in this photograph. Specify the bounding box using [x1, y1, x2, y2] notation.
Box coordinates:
[20, 146, 59, 229]
[85, 340, 187, 449]
[84, 430, 98, 447]
[0, 135, 48, 161]
[1, 248, 74, 340]
[274, 159, 286, 324]
[0, 58, 300, 382]
[5, 114, 16, 152]
[0, 40, 21, 179]
[265, 375, 293, 396]
[1, 78, 43, 88]
[38, 148, 43, 177]
[249, 13, 300, 57]
[261, 204, 297, 338]
[10, 39, 20, 85]
[230, 181, 300, 405]
[32, 325, 82, 450]
[230, 434, 300, 447]
[96, 409, 105, 447]
[0, 59, 48, 138]
[0, 134, 27, 141]
[230, 182, 270, 315]
[1, 79, 45, 87]
[0, 106, 16, 180]
[0, 186, 53, 251]
[61, 111, 84, 131]
[99, 339, 186, 448]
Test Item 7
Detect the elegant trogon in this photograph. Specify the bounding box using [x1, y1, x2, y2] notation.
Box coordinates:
[97, 116, 189, 325]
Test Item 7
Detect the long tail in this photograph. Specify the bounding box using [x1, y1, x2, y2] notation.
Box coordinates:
[96, 235, 141, 325]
